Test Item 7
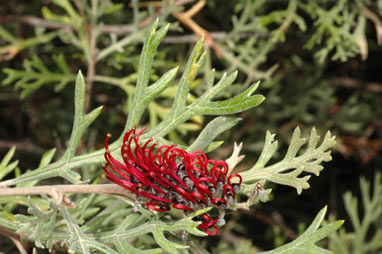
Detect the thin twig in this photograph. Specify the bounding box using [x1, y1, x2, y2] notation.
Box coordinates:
[2, 15, 71, 30]
[171, 0, 224, 56]
[244, 209, 297, 240]
[1, 14, 134, 35]
[1, 15, 256, 40]
[84, 23, 97, 113]
[102, 24, 135, 35]
[0, 184, 130, 197]
[0, 140, 45, 154]
[331, 77, 382, 92]
[96, 30, 144, 61]
[361, 6, 382, 45]
[271, 211, 298, 240]
[0, 226, 29, 254]
[128, 0, 196, 8]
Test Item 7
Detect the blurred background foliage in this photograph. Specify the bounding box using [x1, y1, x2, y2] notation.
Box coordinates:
[0, 0, 381, 253]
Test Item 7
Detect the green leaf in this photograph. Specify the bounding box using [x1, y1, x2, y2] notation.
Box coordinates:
[152, 227, 189, 253]
[61, 205, 119, 254]
[0, 25, 57, 67]
[63, 71, 103, 162]
[126, 20, 170, 129]
[147, 67, 179, 98]
[171, 37, 205, 115]
[259, 206, 343, 254]
[187, 116, 240, 152]
[0, 72, 102, 187]
[329, 172, 382, 254]
[302, 1, 360, 63]
[104, 3, 124, 15]
[0, 216, 18, 232]
[240, 127, 336, 195]
[50, 0, 81, 27]
[38, 148, 57, 168]
[2, 54, 75, 97]
[0, 25, 17, 43]
[195, 94, 264, 115]
[145, 76, 263, 140]
[205, 141, 224, 153]
[100, 208, 210, 253]
[14, 196, 60, 250]
[0, 147, 18, 181]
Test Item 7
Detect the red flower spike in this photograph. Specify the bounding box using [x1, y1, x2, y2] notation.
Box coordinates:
[103, 128, 243, 236]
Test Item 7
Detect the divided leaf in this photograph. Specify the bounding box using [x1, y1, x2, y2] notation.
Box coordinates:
[328, 172, 382, 254]
[187, 116, 240, 152]
[61, 205, 118, 254]
[2, 54, 75, 98]
[0, 71, 102, 187]
[100, 208, 210, 254]
[14, 196, 60, 250]
[0, 146, 18, 181]
[240, 127, 336, 195]
[259, 206, 343, 254]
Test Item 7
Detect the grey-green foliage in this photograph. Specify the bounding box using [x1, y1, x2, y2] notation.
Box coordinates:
[0, 20, 263, 188]
[214, 0, 380, 89]
[0, 148, 56, 216]
[0, 70, 102, 187]
[1, 0, 145, 95]
[0, 25, 57, 61]
[14, 196, 59, 251]
[0, 0, 207, 141]
[328, 172, 382, 254]
[301, 0, 360, 62]
[3, 54, 76, 98]
[0, 21, 341, 253]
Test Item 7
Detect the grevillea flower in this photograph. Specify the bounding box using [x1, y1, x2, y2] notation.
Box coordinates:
[103, 127, 242, 235]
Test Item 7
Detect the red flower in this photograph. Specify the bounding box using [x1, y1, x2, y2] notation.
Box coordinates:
[103, 127, 242, 235]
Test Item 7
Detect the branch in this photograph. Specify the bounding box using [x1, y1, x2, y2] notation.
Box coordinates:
[331, 77, 382, 92]
[2, 15, 72, 30]
[1, 15, 258, 41]
[84, 19, 97, 113]
[0, 226, 29, 254]
[0, 140, 45, 154]
[0, 184, 131, 199]
[171, 0, 223, 56]
[361, 6, 382, 45]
